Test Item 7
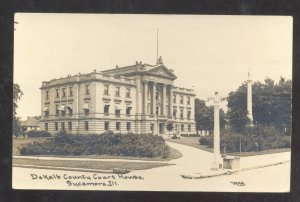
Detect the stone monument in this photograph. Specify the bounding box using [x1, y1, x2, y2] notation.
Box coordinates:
[247, 69, 253, 126]
[208, 91, 226, 171]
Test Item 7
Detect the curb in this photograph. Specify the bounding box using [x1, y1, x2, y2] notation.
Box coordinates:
[13, 155, 170, 164]
[13, 164, 131, 174]
[181, 160, 290, 179]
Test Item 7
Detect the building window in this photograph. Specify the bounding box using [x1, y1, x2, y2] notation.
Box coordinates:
[85, 85, 90, 95]
[104, 105, 110, 115]
[127, 122, 131, 131]
[45, 91, 49, 100]
[67, 105, 73, 116]
[84, 109, 89, 116]
[173, 110, 177, 119]
[104, 84, 109, 95]
[55, 122, 58, 131]
[181, 124, 184, 132]
[188, 125, 191, 132]
[105, 122, 109, 130]
[180, 96, 184, 104]
[187, 97, 191, 105]
[62, 88, 66, 97]
[68, 122, 72, 131]
[61, 110, 66, 117]
[126, 88, 131, 98]
[55, 105, 59, 115]
[116, 122, 120, 130]
[45, 123, 48, 131]
[126, 107, 132, 116]
[44, 109, 49, 117]
[156, 107, 159, 115]
[69, 87, 73, 96]
[56, 89, 60, 98]
[115, 109, 121, 117]
[180, 109, 184, 119]
[84, 121, 89, 130]
[61, 122, 65, 131]
[150, 123, 154, 131]
[156, 90, 159, 100]
[115, 86, 120, 96]
[187, 111, 191, 120]
[173, 94, 176, 103]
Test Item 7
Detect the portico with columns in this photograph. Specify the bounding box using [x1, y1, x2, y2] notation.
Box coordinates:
[108, 56, 196, 136]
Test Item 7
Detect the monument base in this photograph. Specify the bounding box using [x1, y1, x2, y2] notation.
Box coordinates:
[211, 161, 222, 171]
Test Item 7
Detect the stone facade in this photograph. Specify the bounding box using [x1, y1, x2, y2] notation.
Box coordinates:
[40, 57, 196, 136]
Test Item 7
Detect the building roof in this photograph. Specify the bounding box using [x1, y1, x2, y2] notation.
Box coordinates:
[21, 116, 40, 127]
[101, 57, 177, 80]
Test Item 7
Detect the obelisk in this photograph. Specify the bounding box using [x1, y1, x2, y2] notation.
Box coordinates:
[247, 70, 253, 126]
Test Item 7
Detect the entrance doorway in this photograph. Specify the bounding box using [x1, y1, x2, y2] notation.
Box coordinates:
[159, 123, 165, 134]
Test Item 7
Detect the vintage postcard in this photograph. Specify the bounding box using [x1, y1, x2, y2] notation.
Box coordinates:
[12, 13, 292, 192]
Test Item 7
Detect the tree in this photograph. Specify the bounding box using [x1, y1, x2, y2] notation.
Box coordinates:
[227, 77, 292, 134]
[195, 98, 227, 134]
[13, 84, 23, 137]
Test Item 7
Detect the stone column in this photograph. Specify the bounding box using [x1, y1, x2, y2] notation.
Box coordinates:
[247, 71, 253, 125]
[136, 78, 142, 116]
[162, 84, 167, 116]
[169, 85, 173, 117]
[152, 82, 156, 115]
[143, 81, 148, 114]
[210, 91, 222, 171]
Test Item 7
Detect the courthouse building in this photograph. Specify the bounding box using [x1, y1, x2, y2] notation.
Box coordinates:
[40, 57, 196, 136]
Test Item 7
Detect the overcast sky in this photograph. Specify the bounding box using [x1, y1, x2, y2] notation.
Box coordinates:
[14, 13, 293, 120]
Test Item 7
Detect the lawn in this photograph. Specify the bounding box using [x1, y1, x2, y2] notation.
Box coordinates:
[167, 136, 291, 157]
[14, 137, 182, 161]
[167, 137, 213, 153]
[13, 158, 172, 171]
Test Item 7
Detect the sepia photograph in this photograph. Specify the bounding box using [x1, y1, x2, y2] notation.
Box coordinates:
[12, 13, 292, 192]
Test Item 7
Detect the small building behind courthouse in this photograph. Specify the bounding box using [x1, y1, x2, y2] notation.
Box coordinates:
[21, 116, 41, 132]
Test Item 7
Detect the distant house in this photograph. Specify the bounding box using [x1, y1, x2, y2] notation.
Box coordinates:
[21, 116, 41, 132]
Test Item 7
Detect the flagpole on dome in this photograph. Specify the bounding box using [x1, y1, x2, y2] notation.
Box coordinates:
[157, 28, 159, 62]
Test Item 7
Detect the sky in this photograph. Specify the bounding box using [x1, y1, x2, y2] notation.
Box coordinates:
[14, 14, 293, 120]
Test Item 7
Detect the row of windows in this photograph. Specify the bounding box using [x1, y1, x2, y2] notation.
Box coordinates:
[46, 85, 191, 106]
[173, 95, 191, 105]
[45, 122, 192, 132]
[46, 105, 132, 117]
[46, 86, 75, 100]
[45, 104, 192, 119]
[46, 85, 132, 100]
[173, 109, 192, 119]
[45, 122, 132, 131]
[104, 85, 131, 98]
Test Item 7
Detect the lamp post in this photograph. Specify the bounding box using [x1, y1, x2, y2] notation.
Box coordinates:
[208, 91, 226, 171]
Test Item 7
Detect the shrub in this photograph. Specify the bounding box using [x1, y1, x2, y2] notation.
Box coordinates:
[19, 131, 170, 158]
[199, 135, 213, 146]
[171, 135, 180, 139]
[25, 130, 51, 138]
[198, 126, 291, 153]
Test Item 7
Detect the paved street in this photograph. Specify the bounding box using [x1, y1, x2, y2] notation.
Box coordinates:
[13, 142, 290, 192]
